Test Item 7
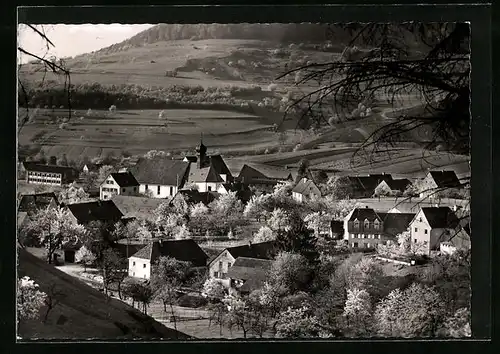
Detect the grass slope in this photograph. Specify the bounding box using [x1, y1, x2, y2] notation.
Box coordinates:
[17, 248, 190, 340]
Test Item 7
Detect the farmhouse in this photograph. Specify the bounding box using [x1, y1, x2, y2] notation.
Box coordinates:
[18, 192, 59, 215]
[110, 195, 165, 221]
[100, 171, 140, 200]
[23, 162, 79, 186]
[418, 170, 462, 198]
[128, 240, 208, 280]
[66, 200, 123, 225]
[227, 257, 274, 295]
[208, 241, 276, 288]
[237, 163, 294, 186]
[344, 207, 415, 249]
[374, 178, 412, 196]
[185, 141, 234, 193]
[409, 206, 466, 255]
[171, 189, 220, 207]
[130, 158, 190, 199]
[292, 178, 322, 203]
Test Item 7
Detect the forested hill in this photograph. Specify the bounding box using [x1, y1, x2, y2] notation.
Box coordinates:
[95, 23, 350, 54]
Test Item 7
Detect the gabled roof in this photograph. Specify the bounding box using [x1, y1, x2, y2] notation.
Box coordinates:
[130, 240, 208, 267]
[378, 213, 416, 237]
[231, 257, 274, 269]
[183, 156, 197, 163]
[292, 178, 321, 196]
[238, 163, 293, 181]
[130, 158, 190, 186]
[420, 207, 460, 229]
[349, 208, 383, 222]
[428, 171, 462, 188]
[18, 192, 59, 213]
[110, 195, 166, 220]
[384, 178, 412, 192]
[23, 162, 77, 175]
[227, 257, 274, 294]
[218, 241, 277, 264]
[107, 172, 140, 187]
[187, 165, 224, 183]
[356, 174, 393, 192]
[209, 155, 233, 179]
[67, 200, 123, 224]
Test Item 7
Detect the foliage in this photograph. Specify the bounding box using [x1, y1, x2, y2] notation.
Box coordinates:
[99, 248, 126, 295]
[253, 225, 276, 243]
[57, 182, 90, 205]
[17, 276, 47, 321]
[267, 208, 291, 232]
[269, 252, 313, 294]
[324, 176, 355, 200]
[23, 207, 86, 264]
[209, 191, 242, 216]
[343, 288, 372, 336]
[304, 211, 333, 237]
[174, 224, 192, 240]
[346, 257, 384, 296]
[275, 214, 319, 263]
[74, 245, 96, 271]
[439, 307, 471, 338]
[373, 283, 445, 338]
[275, 305, 321, 338]
[97, 165, 114, 184]
[202, 278, 226, 301]
[190, 202, 209, 218]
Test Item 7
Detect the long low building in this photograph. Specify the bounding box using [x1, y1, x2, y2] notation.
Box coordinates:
[23, 162, 79, 186]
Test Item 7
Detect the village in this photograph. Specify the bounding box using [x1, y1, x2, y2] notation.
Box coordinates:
[16, 138, 471, 339]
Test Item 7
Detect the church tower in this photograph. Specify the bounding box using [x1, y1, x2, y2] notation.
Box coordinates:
[196, 135, 208, 169]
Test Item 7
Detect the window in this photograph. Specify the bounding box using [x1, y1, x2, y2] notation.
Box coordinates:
[143, 264, 146, 268]
[157, 185, 161, 195]
[133, 272, 135, 277]
[133, 261, 136, 266]
[424, 229, 428, 234]
[374, 220, 380, 230]
[353, 242, 358, 248]
[366, 243, 371, 248]
[170, 186, 173, 195]
[122, 188, 125, 193]
[414, 239, 418, 243]
[145, 184, 148, 190]
[353, 220, 360, 229]
[221, 273, 227, 279]
[414, 227, 418, 232]
[213, 271, 218, 278]
[227, 262, 232, 268]
[219, 261, 223, 269]
[134, 187, 137, 192]
[208, 186, 212, 191]
[419, 217, 422, 222]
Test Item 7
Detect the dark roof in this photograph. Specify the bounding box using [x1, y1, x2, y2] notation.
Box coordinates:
[349, 208, 383, 222]
[228, 257, 273, 294]
[108, 172, 140, 187]
[232, 257, 274, 269]
[357, 174, 393, 192]
[421, 207, 460, 229]
[23, 162, 77, 175]
[238, 164, 293, 181]
[184, 156, 197, 163]
[130, 158, 190, 186]
[67, 200, 123, 224]
[111, 195, 166, 220]
[428, 171, 462, 188]
[113, 243, 147, 260]
[292, 178, 321, 196]
[378, 213, 416, 237]
[209, 155, 233, 180]
[174, 190, 220, 206]
[187, 165, 224, 183]
[18, 192, 59, 213]
[222, 241, 277, 262]
[330, 220, 344, 233]
[130, 240, 208, 267]
[384, 178, 412, 192]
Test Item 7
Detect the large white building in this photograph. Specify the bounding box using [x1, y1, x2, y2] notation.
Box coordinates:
[23, 162, 78, 186]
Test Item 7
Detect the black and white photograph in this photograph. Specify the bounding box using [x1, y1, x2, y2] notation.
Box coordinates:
[16, 19, 472, 340]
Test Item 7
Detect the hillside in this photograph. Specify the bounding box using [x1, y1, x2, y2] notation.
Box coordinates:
[17, 248, 190, 340]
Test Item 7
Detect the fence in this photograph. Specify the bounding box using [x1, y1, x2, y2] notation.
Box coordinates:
[375, 256, 412, 266]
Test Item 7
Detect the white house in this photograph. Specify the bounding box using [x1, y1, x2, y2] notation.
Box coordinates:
[129, 158, 191, 199]
[292, 178, 322, 203]
[128, 240, 208, 280]
[417, 170, 462, 198]
[208, 241, 276, 289]
[409, 207, 464, 255]
[100, 171, 140, 200]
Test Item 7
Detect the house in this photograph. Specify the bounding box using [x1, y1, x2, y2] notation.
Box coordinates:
[110, 195, 166, 222]
[100, 171, 140, 200]
[409, 207, 464, 255]
[23, 162, 79, 186]
[128, 240, 208, 280]
[185, 141, 234, 193]
[292, 178, 322, 203]
[418, 170, 462, 198]
[66, 200, 123, 225]
[237, 163, 294, 186]
[208, 241, 277, 288]
[18, 192, 59, 215]
[129, 158, 191, 199]
[374, 178, 412, 196]
[344, 207, 415, 249]
[82, 163, 103, 174]
[171, 189, 220, 207]
[227, 257, 274, 295]
[330, 220, 344, 239]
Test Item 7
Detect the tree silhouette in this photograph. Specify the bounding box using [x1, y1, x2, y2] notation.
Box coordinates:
[277, 23, 470, 163]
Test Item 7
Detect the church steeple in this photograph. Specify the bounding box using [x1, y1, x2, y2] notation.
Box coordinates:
[196, 133, 207, 168]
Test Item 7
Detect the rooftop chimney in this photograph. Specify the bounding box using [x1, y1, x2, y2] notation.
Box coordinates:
[248, 240, 252, 247]
[365, 205, 369, 209]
